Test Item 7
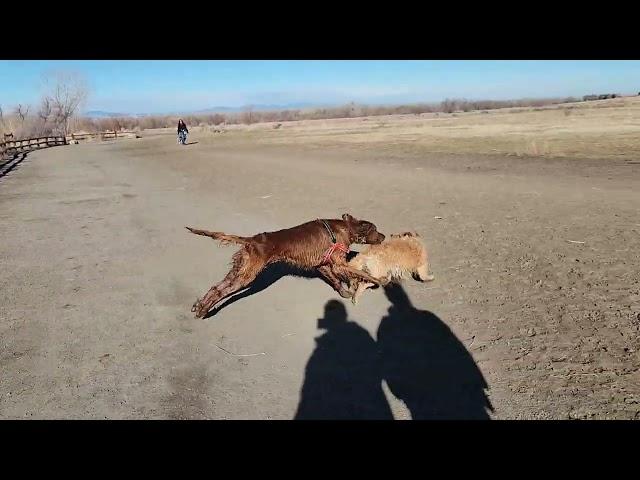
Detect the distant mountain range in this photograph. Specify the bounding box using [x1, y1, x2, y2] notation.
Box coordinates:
[83, 103, 329, 118]
[193, 102, 320, 113]
[84, 111, 146, 118]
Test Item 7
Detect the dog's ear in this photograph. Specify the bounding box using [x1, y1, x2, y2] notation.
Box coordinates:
[342, 213, 357, 224]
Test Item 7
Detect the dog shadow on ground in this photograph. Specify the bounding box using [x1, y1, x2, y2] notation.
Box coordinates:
[185, 141, 199, 145]
[295, 284, 494, 420]
[204, 252, 362, 319]
[203, 263, 335, 319]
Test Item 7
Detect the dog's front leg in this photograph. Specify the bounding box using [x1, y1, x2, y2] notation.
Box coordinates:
[347, 277, 360, 295]
[318, 265, 353, 298]
[336, 264, 384, 286]
[351, 281, 374, 305]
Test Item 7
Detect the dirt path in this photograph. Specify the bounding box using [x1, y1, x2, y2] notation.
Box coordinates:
[1, 133, 639, 419]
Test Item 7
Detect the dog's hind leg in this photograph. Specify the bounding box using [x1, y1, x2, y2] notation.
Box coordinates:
[192, 249, 266, 318]
[417, 264, 435, 282]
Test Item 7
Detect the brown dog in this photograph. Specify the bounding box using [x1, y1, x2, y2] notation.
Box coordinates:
[186, 214, 386, 318]
[347, 231, 434, 304]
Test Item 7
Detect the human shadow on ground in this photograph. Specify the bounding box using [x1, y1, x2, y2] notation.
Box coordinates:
[294, 300, 394, 420]
[376, 283, 493, 419]
[294, 284, 493, 420]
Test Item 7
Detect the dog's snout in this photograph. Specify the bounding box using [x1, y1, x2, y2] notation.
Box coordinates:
[376, 233, 386, 243]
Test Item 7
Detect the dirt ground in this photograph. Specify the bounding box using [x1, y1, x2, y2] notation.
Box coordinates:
[1, 125, 639, 419]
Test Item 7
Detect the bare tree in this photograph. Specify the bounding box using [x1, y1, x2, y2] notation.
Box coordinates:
[242, 105, 254, 125]
[41, 70, 89, 135]
[441, 98, 456, 114]
[38, 97, 52, 123]
[14, 104, 30, 125]
[33, 97, 54, 136]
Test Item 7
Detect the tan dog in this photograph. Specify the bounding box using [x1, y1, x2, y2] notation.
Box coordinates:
[347, 232, 434, 304]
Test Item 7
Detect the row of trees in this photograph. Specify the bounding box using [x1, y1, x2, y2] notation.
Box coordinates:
[70, 96, 581, 132]
[2, 75, 583, 138]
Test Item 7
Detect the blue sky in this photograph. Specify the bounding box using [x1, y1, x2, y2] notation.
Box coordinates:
[1, 60, 639, 114]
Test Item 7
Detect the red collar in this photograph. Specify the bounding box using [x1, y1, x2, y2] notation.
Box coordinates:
[320, 242, 350, 265]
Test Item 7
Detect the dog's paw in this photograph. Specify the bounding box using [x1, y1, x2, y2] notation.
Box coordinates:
[191, 298, 209, 318]
[191, 298, 200, 313]
[339, 289, 353, 299]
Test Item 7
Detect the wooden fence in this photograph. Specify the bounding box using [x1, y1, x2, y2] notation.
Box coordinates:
[67, 130, 138, 142]
[0, 130, 140, 159]
[1, 135, 67, 158]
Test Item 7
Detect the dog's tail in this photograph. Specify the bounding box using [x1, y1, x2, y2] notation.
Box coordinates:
[185, 227, 251, 246]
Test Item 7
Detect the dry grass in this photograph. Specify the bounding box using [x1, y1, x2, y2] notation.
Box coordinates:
[191, 96, 640, 160]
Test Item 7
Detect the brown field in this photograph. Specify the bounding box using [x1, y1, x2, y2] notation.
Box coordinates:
[1, 98, 639, 419]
